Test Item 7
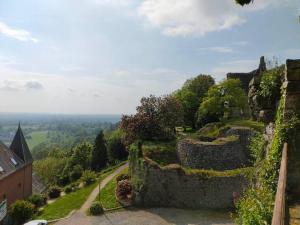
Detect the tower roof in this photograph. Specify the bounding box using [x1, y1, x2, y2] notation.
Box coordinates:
[10, 123, 33, 164]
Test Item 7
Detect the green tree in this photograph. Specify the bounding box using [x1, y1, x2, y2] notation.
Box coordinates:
[175, 74, 215, 128]
[91, 131, 108, 171]
[197, 79, 248, 127]
[107, 129, 128, 162]
[33, 157, 67, 185]
[69, 142, 92, 170]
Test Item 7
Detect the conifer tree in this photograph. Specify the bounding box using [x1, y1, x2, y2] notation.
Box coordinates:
[91, 130, 108, 171]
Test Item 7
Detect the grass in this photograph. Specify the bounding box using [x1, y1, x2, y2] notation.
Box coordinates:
[225, 118, 264, 131]
[36, 162, 126, 221]
[37, 182, 98, 220]
[27, 131, 49, 149]
[95, 167, 128, 209]
[142, 141, 178, 166]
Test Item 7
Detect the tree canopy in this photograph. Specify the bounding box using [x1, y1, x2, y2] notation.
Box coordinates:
[175, 74, 215, 128]
[197, 78, 248, 127]
[120, 95, 184, 144]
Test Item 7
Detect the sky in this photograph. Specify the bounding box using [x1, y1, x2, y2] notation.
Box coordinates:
[0, 0, 299, 115]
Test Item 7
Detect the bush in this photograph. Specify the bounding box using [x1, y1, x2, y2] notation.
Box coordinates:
[89, 201, 104, 215]
[235, 186, 274, 225]
[69, 165, 83, 182]
[27, 194, 47, 208]
[48, 186, 61, 199]
[116, 173, 130, 182]
[9, 200, 34, 224]
[116, 179, 132, 199]
[64, 185, 73, 193]
[81, 170, 97, 186]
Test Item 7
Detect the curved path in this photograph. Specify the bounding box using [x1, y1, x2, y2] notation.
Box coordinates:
[79, 163, 128, 213]
[55, 162, 234, 225]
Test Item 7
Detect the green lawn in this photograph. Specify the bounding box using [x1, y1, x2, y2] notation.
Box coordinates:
[27, 131, 49, 149]
[95, 167, 128, 210]
[36, 163, 126, 220]
[37, 182, 98, 220]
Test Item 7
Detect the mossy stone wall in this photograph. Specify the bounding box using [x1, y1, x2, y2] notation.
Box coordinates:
[285, 59, 300, 198]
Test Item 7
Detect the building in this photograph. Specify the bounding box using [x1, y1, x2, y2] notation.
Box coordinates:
[0, 124, 33, 206]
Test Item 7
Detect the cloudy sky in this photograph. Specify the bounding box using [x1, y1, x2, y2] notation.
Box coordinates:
[0, 0, 299, 114]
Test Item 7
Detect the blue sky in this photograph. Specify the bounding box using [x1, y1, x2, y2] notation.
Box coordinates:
[0, 0, 299, 114]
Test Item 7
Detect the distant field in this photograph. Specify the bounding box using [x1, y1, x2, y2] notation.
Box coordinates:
[26, 131, 49, 149]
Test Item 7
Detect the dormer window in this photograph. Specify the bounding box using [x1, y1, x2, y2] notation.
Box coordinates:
[10, 158, 18, 166]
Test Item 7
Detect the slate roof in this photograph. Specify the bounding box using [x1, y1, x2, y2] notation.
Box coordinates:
[10, 124, 33, 164]
[0, 124, 33, 180]
[0, 141, 24, 180]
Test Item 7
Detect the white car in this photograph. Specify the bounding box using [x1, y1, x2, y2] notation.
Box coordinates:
[23, 220, 48, 225]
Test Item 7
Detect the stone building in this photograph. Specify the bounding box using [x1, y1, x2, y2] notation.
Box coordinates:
[0, 124, 33, 206]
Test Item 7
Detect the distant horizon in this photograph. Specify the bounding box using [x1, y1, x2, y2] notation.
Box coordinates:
[0, 0, 299, 114]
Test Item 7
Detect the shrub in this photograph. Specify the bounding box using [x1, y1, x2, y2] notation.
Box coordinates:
[9, 200, 34, 224]
[27, 194, 47, 208]
[64, 185, 73, 194]
[48, 186, 61, 199]
[89, 201, 104, 215]
[69, 165, 83, 182]
[249, 132, 266, 163]
[235, 186, 274, 225]
[116, 179, 132, 199]
[116, 173, 130, 182]
[81, 170, 97, 186]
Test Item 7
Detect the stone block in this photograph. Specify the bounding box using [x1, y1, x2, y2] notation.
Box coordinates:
[283, 81, 300, 94]
[286, 59, 300, 69]
[285, 93, 300, 113]
[286, 59, 300, 81]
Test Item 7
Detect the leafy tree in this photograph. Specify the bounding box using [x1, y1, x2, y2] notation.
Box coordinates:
[69, 142, 92, 170]
[33, 157, 67, 185]
[175, 74, 215, 127]
[91, 131, 108, 171]
[107, 129, 128, 162]
[120, 95, 184, 144]
[197, 79, 248, 127]
[159, 95, 184, 133]
[9, 200, 34, 224]
[175, 89, 199, 128]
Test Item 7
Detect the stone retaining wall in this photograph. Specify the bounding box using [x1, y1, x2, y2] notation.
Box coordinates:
[131, 159, 248, 209]
[177, 128, 253, 170]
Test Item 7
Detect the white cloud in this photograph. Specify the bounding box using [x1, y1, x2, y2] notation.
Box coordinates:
[0, 21, 39, 43]
[138, 0, 287, 37]
[0, 80, 43, 92]
[199, 46, 235, 53]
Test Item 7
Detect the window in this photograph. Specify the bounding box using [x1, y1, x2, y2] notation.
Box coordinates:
[10, 158, 18, 166]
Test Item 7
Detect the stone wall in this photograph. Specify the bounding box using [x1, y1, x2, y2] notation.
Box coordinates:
[177, 127, 253, 170]
[130, 158, 248, 209]
[285, 59, 300, 198]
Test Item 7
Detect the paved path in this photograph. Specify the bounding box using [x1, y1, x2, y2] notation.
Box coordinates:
[79, 163, 128, 214]
[56, 207, 234, 225]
